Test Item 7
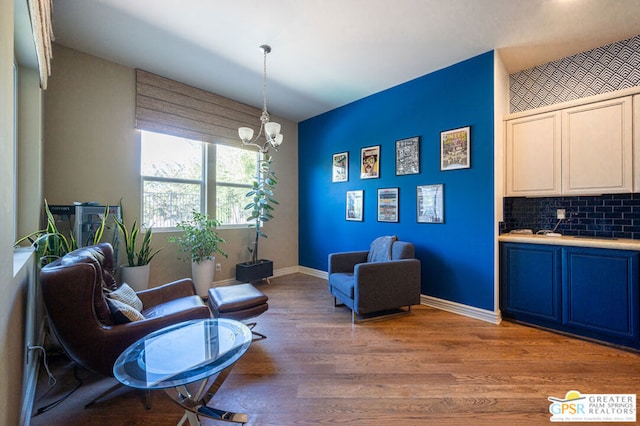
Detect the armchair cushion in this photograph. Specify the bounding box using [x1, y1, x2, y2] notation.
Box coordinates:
[142, 295, 205, 320]
[329, 272, 355, 299]
[367, 235, 397, 262]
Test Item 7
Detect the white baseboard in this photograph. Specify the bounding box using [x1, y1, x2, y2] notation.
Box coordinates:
[297, 266, 327, 279]
[421, 294, 502, 324]
[213, 265, 310, 287]
[274, 266, 300, 277]
[20, 318, 47, 426]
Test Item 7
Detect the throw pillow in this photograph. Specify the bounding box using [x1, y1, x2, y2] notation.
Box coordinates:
[367, 235, 397, 262]
[106, 283, 143, 312]
[106, 298, 145, 324]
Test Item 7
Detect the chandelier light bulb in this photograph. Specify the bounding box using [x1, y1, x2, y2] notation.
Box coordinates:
[238, 127, 254, 142]
[264, 121, 281, 139]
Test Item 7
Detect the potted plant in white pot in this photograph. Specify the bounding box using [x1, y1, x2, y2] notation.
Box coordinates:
[114, 217, 161, 291]
[236, 152, 278, 283]
[170, 210, 228, 297]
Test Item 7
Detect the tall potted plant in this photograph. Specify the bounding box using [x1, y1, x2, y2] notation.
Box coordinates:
[114, 217, 161, 291]
[236, 153, 278, 283]
[170, 210, 228, 297]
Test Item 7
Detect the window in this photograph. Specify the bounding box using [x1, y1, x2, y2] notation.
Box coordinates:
[215, 144, 258, 226]
[141, 131, 205, 228]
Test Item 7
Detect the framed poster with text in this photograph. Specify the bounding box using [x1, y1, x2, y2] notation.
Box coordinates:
[377, 188, 399, 222]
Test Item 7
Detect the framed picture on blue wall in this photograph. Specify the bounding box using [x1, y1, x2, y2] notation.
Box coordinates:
[440, 126, 470, 171]
[377, 188, 399, 222]
[360, 145, 380, 179]
[395, 136, 420, 175]
[346, 190, 364, 221]
[417, 184, 444, 223]
[332, 152, 349, 182]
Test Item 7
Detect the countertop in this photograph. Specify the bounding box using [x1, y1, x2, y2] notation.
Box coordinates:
[498, 233, 640, 251]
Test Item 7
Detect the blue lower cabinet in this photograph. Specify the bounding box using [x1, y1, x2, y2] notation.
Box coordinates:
[501, 242, 640, 350]
[563, 247, 639, 347]
[500, 243, 561, 325]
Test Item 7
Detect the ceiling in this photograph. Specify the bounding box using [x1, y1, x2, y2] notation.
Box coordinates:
[51, 0, 640, 122]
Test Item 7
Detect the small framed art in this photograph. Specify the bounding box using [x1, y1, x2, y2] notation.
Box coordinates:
[377, 187, 399, 222]
[417, 184, 444, 223]
[346, 190, 364, 221]
[440, 126, 470, 171]
[332, 152, 349, 182]
[395, 136, 420, 175]
[360, 145, 380, 179]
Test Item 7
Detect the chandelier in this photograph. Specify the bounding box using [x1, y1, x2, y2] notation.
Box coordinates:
[238, 45, 283, 153]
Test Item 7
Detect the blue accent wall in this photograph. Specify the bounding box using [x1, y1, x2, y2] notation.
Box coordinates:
[298, 51, 496, 311]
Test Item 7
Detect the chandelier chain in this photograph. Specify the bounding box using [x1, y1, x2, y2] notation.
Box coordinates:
[262, 47, 268, 122]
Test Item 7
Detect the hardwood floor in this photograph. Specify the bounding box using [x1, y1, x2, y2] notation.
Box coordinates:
[30, 273, 639, 425]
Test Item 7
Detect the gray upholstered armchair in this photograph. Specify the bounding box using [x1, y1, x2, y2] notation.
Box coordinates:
[328, 237, 421, 322]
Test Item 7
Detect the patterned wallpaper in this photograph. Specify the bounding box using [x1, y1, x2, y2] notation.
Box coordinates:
[510, 34, 640, 113]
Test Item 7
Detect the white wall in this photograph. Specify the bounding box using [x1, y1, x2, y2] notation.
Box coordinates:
[1, 0, 26, 424]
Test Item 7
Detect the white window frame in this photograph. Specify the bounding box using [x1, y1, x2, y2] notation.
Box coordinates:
[13, 61, 18, 243]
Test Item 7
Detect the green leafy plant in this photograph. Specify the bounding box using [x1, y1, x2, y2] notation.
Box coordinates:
[114, 217, 161, 267]
[15, 199, 109, 266]
[244, 153, 279, 264]
[169, 210, 228, 264]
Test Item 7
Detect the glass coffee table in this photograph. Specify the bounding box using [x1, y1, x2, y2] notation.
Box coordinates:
[113, 318, 252, 425]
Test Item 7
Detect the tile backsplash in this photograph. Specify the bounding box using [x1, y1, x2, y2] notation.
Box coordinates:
[502, 194, 640, 239]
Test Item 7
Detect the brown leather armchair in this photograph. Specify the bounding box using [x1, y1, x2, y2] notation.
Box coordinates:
[39, 243, 211, 379]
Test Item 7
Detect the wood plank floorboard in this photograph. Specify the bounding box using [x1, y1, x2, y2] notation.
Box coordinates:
[29, 273, 640, 425]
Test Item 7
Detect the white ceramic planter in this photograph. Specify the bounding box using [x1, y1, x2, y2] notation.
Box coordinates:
[120, 263, 150, 292]
[191, 258, 216, 297]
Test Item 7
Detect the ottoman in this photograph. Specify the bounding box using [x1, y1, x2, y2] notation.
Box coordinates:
[207, 283, 269, 339]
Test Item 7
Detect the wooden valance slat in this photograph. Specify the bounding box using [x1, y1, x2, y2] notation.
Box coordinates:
[136, 108, 243, 144]
[136, 94, 255, 134]
[135, 69, 261, 144]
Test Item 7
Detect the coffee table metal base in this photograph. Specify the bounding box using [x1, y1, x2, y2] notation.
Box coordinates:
[164, 365, 247, 425]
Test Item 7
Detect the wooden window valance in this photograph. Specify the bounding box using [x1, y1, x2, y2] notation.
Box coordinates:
[28, 0, 54, 89]
[135, 69, 262, 145]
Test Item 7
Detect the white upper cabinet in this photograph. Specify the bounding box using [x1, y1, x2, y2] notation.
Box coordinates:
[505, 112, 561, 196]
[562, 96, 632, 195]
[505, 93, 634, 196]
